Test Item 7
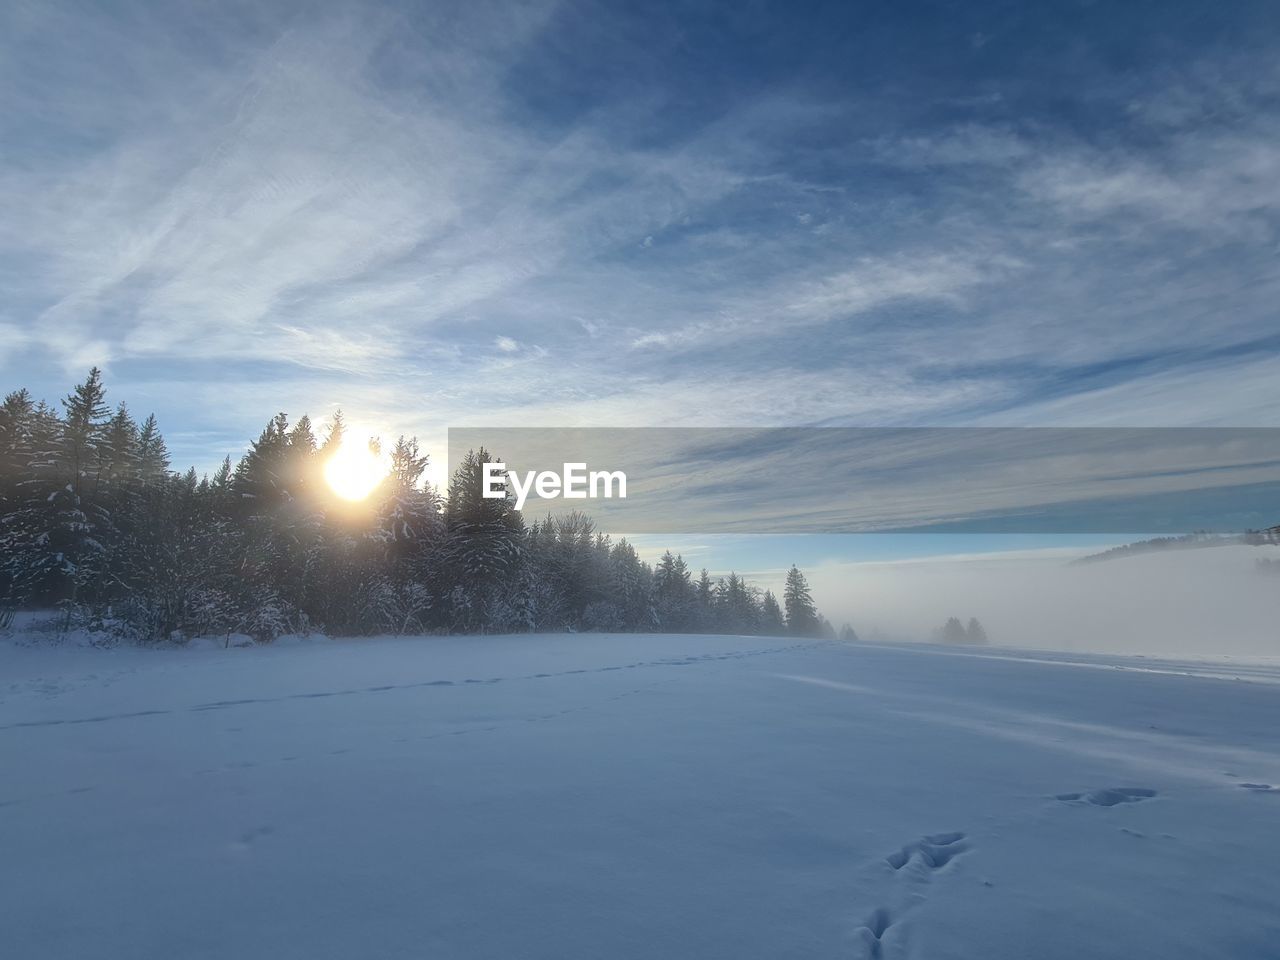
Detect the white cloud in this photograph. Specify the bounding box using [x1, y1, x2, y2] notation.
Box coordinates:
[785, 252, 1018, 318]
[1019, 139, 1280, 239]
[0, 6, 745, 384]
[976, 354, 1280, 427]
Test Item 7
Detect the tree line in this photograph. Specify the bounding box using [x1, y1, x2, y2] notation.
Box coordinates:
[0, 370, 833, 644]
[937, 617, 988, 646]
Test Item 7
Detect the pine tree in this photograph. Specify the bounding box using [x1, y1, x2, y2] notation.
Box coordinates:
[235, 413, 291, 511]
[48, 369, 112, 608]
[761, 590, 786, 635]
[101, 405, 141, 488]
[716, 572, 756, 634]
[0, 389, 35, 486]
[654, 550, 693, 631]
[0, 390, 36, 605]
[320, 409, 346, 456]
[443, 448, 524, 631]
[965, 617, 988, 645]
[96, 405, 141, 600]
[60, 367, 109, 500]
[694, 568, 714, 631]
[228, 413, 313, 638]
[366, 436, 442, 634]
[284, 414, 319, 499]
[5, 401, 64, 604]
[536, 510, 601, 626]
[137, 414, 170, 484]
[783, 565, 820, 637]
[609, 539, 653, 630]
[941, 617, 967, 644]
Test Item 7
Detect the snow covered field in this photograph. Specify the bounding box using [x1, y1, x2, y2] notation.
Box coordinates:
[3, 632, 1279, 959]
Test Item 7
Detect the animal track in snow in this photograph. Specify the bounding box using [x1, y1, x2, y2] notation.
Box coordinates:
[0, 642, 820, 731]
[856, 832, 968, 956]
[1055, 787, 1157, 807]
[885, 831, 969, 871]
[231, 824, 276, 852]
[854, 907, 894, 959]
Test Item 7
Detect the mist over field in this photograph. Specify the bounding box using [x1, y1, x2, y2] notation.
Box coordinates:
[813, 544, 1280, 657]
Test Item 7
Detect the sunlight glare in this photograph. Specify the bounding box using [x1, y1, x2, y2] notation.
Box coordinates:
[324, 439, 387, 502]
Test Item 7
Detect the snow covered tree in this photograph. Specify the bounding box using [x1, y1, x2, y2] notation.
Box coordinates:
[654, 550, 694, 631]
[2, 400, 64, 604]
[46, 369, 113, 607]
[761, 590, 786, 635]
[529, 510, 603, 627]
[362, 436, 443, 634]
[693, 568, 715, 631]
[0, 390, 37, 606]
[443, 448, 524, 631]
[609, 539, 654, 630]
[60, 367, 109, 500]
[1, 375, 832, 643]
[234, 413, 292, 510]
[100, 405, 140, 486]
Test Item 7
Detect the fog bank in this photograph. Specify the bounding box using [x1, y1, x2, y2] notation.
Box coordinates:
[812, 544, 1280, 658]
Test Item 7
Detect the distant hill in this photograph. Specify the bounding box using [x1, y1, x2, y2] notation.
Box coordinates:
[1071, 532, 1245, 565]
[1071, 524, 1280, 565]
[1244, 524, 1280, 546]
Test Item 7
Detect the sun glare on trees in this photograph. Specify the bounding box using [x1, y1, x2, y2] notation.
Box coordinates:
[324, 439, 387, 502]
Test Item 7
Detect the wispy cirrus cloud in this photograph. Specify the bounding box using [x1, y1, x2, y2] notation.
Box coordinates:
[2, 0, 1279, 475]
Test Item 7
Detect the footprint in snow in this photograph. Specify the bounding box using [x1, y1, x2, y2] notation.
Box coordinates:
[886, 831, 969, 871]
[1056, 787, 1156, 807]
[854, 907, 894, 959]
[231, 824, 276, 852]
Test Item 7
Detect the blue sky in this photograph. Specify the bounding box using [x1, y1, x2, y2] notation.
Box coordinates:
[3, 0, 1279, 580]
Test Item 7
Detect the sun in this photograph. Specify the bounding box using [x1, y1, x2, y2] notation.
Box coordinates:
[324, 440, 387, 502]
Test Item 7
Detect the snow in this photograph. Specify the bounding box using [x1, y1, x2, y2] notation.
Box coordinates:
[2, 632, 1279, 959]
